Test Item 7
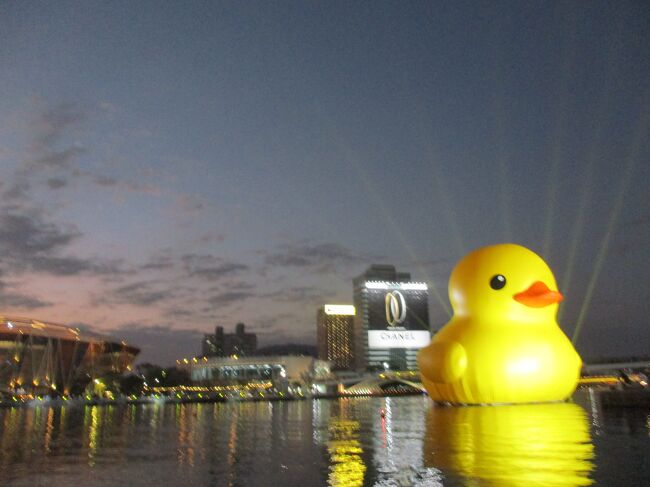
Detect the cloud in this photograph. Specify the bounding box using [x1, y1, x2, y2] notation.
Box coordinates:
[140, 255, 175, 271]
[182, 254, 249, 281]
[192, 263, 249, 280]
[198, 232, 226, 244]
[34, 146, 86, 168]
[29, 255, 126, 276]
[208, 291, 255, 307]
[78, 171, 162, 195]
[165, 309, 196, 319]
[0, 211, 80, 258]
[46, 178, 68, 190]
[106, 323, 205, 366]
[29, 102, 86, 159]
[2, 180, 31, 203]
[176, 194, 205, 212]
[0, 280, 51, 309]
[227, 281, 256, 291]
[0, 210, 128, 278]
[263, 285, 325, 304]
[262, 242, 378, 273]
[17, 102, 161, 197]
[108, 281, 176, 306]
[22, 102, 87, 173]
[93, 174, 119, 187]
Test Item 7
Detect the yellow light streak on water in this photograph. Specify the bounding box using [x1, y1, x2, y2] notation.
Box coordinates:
[327, 419, 366, 487]
[87, 405, 100, 465]
[423, 402, 594, 486]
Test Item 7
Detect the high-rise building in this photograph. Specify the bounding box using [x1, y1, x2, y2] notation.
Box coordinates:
[353, 265, 431, 371]
[202, 323, 257, 357]
[317, 304, 355, 370]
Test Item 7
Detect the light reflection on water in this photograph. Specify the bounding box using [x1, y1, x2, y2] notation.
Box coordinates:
[423, 402, 594, 486]
[0, 393, 649, 486]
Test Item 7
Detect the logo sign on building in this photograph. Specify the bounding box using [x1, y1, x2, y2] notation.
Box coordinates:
[385, 291, 407, 326]
[366, 281, 430, 349]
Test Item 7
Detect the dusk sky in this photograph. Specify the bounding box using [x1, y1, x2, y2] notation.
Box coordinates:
[0, 1, 648, 365]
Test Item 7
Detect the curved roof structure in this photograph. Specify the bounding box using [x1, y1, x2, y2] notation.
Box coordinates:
[0, 315, 135, 346]
[0, 315, 139, 394]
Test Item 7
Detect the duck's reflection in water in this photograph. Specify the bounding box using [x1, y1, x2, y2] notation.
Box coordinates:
[423, 401, 594, 486]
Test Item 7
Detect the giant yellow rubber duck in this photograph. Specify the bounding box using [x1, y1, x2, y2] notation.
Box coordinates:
[417, 243, 582, 404]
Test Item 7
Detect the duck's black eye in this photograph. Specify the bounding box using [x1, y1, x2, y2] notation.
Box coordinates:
[490, 274, 507, 290]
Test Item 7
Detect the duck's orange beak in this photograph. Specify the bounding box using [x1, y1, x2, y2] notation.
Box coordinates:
[513, 281, 563, 308]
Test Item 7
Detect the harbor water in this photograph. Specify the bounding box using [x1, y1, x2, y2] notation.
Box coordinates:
[1, 392, 649, 486]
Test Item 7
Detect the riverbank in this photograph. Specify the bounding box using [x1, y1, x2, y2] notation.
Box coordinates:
[0, 388, 426, 409]
[3, 386, 649, 409]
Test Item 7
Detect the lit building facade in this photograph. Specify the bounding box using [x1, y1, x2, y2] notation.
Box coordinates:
[180, 354, 331, 392]
[317, 304, 355, 371]
[0, 315, 139, 394]
[353, 265, 431, 371]
[202, 323, 257, 357]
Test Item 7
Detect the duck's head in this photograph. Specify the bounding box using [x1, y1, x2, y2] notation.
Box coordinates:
[449, 243, 563, 323]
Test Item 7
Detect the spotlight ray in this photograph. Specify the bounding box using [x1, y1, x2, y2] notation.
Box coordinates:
[416, 103, 466, 256]
[558, 163, 594, 323]
[488, 51, 513, 242]
[558, 28, 627, 322]
[340, 146, 452, 318]
[423, 154, 466, 257]
[542, 3, 579, 256]
[314, 106, 454, 318]
[572, 103, 649, 344]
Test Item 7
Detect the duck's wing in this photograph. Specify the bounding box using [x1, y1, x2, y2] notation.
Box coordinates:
[417, 341, 467, 384]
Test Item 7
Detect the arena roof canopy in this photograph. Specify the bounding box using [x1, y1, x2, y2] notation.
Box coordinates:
[0, 315, 139, 395]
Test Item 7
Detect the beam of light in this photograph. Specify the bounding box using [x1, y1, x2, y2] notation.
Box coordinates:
[558, 31, 627, 323]
[313, 101, 454, 318]
[559, 96, 613, 320]
[418, 106, 466, 257]
[493, 104, 513, 242]
[425, 155, 466, 257]
[339, 145, 452, 317]
[572, 102, 648, 344]
[542, 161, 561, 258]
[558, 161, 594, 324]
[542, 13, 578, 256]
[486, 20, 514, 243]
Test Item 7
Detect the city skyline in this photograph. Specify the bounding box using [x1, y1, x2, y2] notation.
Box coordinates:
[0, 2, 648, 365]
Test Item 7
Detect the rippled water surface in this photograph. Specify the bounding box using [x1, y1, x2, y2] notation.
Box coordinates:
[1, 392, 649, 486]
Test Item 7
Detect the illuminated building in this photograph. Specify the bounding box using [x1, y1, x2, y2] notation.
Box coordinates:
[0, 315, 139, 394]
[180, 354, 331, 392]
[353, 265, 430, 371]
[202, 323, 257, 357]
[317, 304, 355, 371]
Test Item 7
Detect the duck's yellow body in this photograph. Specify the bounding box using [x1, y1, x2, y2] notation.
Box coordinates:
[417, 243, 582, 405]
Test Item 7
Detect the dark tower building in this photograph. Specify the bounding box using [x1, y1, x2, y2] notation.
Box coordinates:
[201, 323, 257, 357]
[353, 265, 431, 371]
